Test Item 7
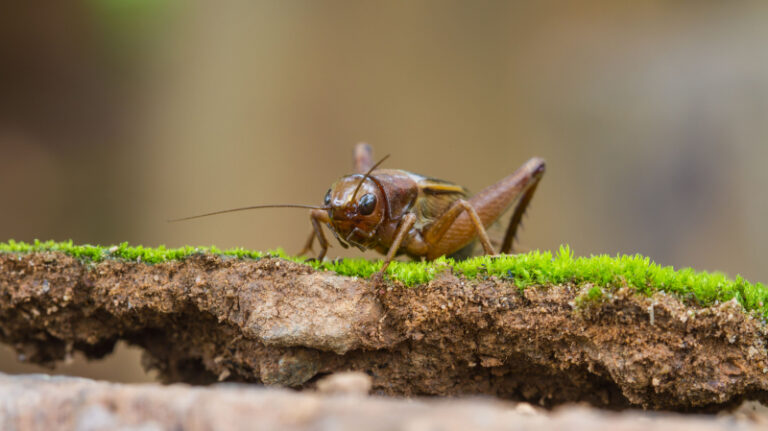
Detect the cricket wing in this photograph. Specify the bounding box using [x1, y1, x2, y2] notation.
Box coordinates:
[414, 177, 469, 228]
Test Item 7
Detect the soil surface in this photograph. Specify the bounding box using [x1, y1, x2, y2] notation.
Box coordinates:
[0, 251, 767, 411]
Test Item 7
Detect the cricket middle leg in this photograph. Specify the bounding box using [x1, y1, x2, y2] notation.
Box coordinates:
[422, 199, 496, 260]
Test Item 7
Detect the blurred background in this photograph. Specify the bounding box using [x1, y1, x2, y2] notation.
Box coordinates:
[1, 1, 766, 382]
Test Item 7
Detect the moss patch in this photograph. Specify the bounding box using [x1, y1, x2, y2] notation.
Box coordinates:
[2, 240, 767, 318]
[0, 239, 267, 264]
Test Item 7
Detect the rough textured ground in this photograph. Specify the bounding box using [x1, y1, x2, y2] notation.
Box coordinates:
[0, 251, 767, 411]
[0, 373, 765, 431]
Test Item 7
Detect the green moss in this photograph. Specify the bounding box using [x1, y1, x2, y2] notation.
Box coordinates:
[586, 285, 605, 301]
[0, 239, 268, 264]
[573, 285, 606, 309]
[2, 240, 767, 318]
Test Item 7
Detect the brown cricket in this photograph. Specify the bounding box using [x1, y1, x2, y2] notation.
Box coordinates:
[173, 143, 545, 272]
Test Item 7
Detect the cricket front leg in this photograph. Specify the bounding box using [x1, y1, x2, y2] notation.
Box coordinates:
[298, 230, 316, 256]
[297, 209, 332, 261]
[423, 157, 545, 259]
[377, 212, 417, 275]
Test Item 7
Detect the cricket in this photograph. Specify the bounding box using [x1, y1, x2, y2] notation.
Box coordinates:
[173, 143, 545, 272]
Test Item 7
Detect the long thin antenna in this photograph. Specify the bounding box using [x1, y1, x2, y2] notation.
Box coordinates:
[351, 154, 390, 200]
[168, 204, 325, 222]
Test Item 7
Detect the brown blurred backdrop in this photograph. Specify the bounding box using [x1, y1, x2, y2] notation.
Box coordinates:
[1, 1, 767, 382]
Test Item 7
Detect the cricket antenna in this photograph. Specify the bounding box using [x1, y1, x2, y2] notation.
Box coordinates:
[168, 204, 326, 223]
[352, 154, 390, 200]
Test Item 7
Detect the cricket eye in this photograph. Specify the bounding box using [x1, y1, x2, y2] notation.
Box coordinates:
[358, 193, 376, 215]
[324, 189, 331, 206]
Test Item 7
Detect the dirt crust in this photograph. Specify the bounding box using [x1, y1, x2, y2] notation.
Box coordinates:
[0, 252, 767, 411]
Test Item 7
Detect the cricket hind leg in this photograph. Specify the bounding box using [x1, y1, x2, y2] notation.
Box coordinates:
[424, 157, 545, 259]
[500, 167, 544, 254]
[354, 143, 374, 173]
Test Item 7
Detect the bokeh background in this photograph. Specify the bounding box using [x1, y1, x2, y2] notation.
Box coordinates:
[1, 1, 767, 382]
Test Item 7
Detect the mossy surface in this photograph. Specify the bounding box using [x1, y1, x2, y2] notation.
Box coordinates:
[2, 240, 767, 318]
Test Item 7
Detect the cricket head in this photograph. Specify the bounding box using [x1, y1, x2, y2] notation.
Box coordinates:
[324, 174, 385, 250]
